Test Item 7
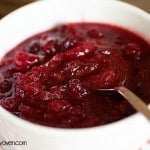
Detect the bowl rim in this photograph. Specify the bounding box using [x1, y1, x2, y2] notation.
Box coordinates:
[0, 0, 149, 136]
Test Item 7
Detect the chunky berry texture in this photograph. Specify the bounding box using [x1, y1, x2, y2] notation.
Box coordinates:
[0, 23, 150, 128]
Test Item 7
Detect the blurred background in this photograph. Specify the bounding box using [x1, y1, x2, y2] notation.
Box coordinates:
[0, 0, 150, 18]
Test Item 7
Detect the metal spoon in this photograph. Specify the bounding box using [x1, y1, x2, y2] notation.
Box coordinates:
[98, 86, 150, 120]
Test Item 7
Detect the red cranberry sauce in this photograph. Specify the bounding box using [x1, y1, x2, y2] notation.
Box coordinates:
[0, 23, 150, 128]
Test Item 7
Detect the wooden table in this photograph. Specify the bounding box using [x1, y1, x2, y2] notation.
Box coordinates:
[0, 0, 149, 18]
[0, 0, 35, 18]
[123, 0, 150, 12]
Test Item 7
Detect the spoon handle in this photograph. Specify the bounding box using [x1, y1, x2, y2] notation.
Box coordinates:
[115, 86, 150, 120]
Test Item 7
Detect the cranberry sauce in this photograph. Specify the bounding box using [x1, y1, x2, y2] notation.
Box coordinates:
[0, 23, 150, 128]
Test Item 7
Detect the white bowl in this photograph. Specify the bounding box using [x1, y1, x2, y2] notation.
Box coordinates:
[0, 0, 150, 150]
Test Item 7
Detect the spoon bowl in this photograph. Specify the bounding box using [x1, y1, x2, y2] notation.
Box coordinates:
[98, 86, 150, 120]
